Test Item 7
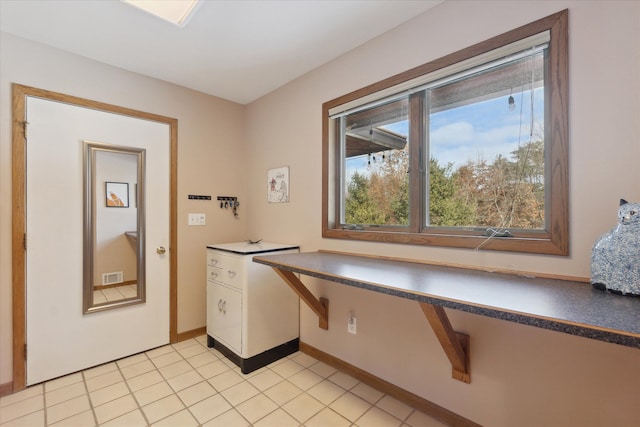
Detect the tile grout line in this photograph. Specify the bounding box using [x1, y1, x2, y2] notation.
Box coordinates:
[279, 356, 338, 426]
[114, 351, 151, 426]
[173, 340, 222, 426]
[199, 340, 254, 426]
[80, 370, 100, 427]
[196, 341, 294, 426]
[144, 342, 190, 425]
[41, 384, 47, 427]
[157, 338, 247, 426]
[7, 338, 433, 427]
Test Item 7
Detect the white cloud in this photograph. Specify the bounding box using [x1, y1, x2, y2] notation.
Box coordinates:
[430, 121, 475, 147]
[430, 120, 531, 168]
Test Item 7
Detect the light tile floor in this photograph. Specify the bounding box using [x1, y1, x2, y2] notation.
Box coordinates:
[1, 335, 447, 427]
[93, 284, 138, 305]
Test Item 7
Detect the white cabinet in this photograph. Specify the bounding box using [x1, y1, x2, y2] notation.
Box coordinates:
[206, 242, 299, 373]
[207, 282, 241, 353]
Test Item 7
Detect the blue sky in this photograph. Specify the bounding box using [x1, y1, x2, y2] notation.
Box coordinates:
[346, 86, 544, 177]
[429, 87, 544, 169]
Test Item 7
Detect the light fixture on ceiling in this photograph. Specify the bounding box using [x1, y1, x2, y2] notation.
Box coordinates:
[122, 0, 201, 27]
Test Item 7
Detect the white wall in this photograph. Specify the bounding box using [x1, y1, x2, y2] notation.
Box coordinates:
[244, 1, 640, 426]
[0, 32, 247, 385]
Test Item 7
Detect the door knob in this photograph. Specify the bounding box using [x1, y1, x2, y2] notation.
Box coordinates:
[156, 246, 167, 255]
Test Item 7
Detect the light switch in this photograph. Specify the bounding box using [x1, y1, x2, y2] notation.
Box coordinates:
[188, 213, 206, 226]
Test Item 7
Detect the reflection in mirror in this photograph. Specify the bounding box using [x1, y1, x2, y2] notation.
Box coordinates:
[83, 141, 146, 314]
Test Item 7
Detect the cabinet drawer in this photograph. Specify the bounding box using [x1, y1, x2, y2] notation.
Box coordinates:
[207, 251, 244, 289]
[206, 266, 222, 283]
[207, 251, 223, 267]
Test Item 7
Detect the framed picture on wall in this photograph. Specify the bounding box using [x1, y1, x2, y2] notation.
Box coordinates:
[105, 181, 129, 207]
[267, 166, 289, 203]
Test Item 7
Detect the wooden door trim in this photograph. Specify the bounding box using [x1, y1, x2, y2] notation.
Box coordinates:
[11, 84, 26, 392]
[11, 84, 178, 392]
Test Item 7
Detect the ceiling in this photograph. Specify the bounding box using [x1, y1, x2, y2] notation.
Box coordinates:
[0, 0, 443, 105]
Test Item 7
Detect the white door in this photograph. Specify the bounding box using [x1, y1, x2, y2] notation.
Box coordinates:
[25, 96, 170, 385]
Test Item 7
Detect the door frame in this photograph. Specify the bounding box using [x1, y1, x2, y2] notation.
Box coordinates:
[11, 84, 178, 392]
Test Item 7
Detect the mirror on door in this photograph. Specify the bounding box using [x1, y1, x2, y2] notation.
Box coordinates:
[83, 141, 146, 313]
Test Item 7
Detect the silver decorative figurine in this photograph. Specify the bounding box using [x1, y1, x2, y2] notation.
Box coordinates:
[590, 199, 640, 296]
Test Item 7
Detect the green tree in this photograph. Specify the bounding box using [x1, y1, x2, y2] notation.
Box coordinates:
[344, 139, 544, 229]
[345, 171, 385, 224]
[453, 140, 545, 229]
[368, 149, 409, 225]
[429, 159, 476, 226]
[390, 176, 409, 225]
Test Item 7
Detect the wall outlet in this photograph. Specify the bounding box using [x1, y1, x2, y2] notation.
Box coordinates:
[348, 312, 357, 335]
[188, 213, 206, 226]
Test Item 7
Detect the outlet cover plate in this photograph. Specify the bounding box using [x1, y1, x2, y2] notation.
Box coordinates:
[348, 315, 357, 334]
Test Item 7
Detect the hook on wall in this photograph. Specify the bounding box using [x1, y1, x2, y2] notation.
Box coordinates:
[217, 196, 239, 218]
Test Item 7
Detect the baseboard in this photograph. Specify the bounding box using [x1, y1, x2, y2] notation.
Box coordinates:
[0, 381, 13, 398]
[299, 341, 482, 427]
[176, 326, 206, 342]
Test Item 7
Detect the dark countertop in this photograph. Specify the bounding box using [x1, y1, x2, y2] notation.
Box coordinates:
[253, 251, 640, 348]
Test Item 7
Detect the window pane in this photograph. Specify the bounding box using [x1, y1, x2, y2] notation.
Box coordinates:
[426, 49, 546, 230]
[342, 97, 410, 226]
[324, 10, 568, 254]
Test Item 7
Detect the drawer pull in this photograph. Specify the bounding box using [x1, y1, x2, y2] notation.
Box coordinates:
[228, 270, 236, 278]
[210, 259, 218, 265]
[210, 271, 218, 278]
[217, 299, 227, 314]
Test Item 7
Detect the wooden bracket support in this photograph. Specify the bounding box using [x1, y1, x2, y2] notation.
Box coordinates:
[272, 268, 329, 330]
[419, 302, 470, 383]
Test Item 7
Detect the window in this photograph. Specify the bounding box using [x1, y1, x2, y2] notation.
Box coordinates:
[323, 10, 568, 255]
